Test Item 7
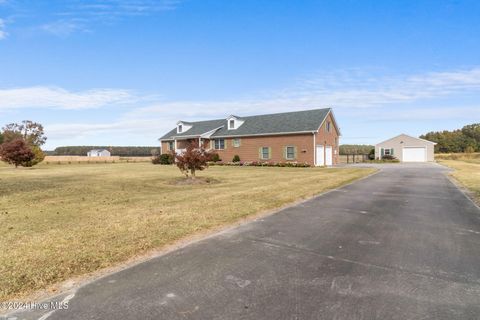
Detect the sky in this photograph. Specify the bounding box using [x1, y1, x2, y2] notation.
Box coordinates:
[0, 0, 479, 150]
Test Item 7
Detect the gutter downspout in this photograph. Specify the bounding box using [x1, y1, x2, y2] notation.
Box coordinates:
[313, 131, 316, 166]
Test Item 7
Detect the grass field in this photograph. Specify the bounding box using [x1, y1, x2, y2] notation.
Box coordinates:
[439, 159, 480, 202]
[0, 162, 374, 302]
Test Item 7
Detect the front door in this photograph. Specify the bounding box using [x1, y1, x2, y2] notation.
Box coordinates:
[315, 145, 325, 166]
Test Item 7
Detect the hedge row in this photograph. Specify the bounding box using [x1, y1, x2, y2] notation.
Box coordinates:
[208, 161, 311, 167]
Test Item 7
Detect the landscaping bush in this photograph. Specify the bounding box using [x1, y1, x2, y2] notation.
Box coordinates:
[210, 153, 221, 162]
[208, 161, 311, 168]
[381, 154, 397, 160]
[152, 153, 174, 165]
[232, 155, 241, 162]
[368, 148, 375, 160]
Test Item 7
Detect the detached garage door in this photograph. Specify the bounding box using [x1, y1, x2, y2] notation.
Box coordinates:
[402, 147, 426, 162]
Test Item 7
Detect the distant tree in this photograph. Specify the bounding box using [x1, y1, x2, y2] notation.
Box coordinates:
[339, 144, 374, 155]
[421, 125, 480, 153]
[462, 123, 480, 141]
[0, 132, 3, 144]
[173, 141, 214, 178]
[0, 139, 35, 168]
[2, 120, 47, 146]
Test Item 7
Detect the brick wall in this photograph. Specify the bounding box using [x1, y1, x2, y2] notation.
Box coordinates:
[314, 113, 340, 165]
[209, 133, 315, 164]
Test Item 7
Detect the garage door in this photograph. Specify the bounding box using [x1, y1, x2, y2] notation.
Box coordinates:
[402, 147, 426, 162]
[315, 145, 324, 166]
[325, 146, 333, 166]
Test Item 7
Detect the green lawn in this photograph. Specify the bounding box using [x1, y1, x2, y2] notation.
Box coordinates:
[440, 159, 480, 202]
[0, 162, 374, 302]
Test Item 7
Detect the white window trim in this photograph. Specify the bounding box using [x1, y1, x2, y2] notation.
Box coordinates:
[285, 146, 295, 160]
[214, 138, 225, 150]
[261, 147, 270, 160]
[176, 121, 192, 134]
[226, 116, 245, 130]
[233, 138, 241, 147]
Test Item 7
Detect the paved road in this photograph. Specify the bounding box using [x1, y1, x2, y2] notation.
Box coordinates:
[11, 163, 480, 320]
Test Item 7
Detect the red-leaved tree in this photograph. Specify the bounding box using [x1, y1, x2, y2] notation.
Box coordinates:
[173, 141, 215, 178]
[0, 139, 36, 168]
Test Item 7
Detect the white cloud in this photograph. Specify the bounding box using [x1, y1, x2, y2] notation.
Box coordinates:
[129, 67, 480, 121]
[0, 18, 8, 39]
[40, 19, 88, 37]
[6, 67, 480, 149]
[0, 86, 137, 110]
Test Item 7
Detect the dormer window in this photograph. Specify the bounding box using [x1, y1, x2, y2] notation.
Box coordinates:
[226, 115, 244, 130]
[176, 121, 192, 134]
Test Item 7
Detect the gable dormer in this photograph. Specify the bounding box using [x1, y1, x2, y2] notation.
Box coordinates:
[176, 121, 192, 134]
[226, 115, 244, 130]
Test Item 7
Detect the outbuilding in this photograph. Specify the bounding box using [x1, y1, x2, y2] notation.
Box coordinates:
[87, 149, 111, 157]
[375, 134, 436, 162]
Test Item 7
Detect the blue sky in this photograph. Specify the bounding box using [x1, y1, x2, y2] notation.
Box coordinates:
[0, 0, 479, 149]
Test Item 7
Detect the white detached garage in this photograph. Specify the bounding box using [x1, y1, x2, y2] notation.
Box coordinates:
[375, 134, 436, 162]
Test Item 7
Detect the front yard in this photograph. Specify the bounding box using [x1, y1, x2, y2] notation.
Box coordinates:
[0, 162, 374, 302]
[440, 159, 480, 202]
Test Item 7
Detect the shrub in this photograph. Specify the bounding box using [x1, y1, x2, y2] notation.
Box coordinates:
[207, 160, 311, 168]
[232, 155, 240, 162]
[368, 148, 375, 160]
[152, 153, 174, 165]
[210, 153, 221, 162]
[381, 154, 396, 160]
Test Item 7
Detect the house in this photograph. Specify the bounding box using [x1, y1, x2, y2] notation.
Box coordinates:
[159, 108, 340, 166]
[87, 149, 111, 157]
[375, 134, 436, 162]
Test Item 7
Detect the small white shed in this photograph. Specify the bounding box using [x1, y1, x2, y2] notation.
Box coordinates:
[87, 149, 111, 157]
[375, 134, 436, 162]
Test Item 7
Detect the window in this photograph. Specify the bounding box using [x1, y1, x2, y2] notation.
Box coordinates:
[261, 147, 270, 160]
[178, 124, 183, 133]
[384, 148, 391, 155]
[285, 146, 295, 160]
[214, 139, 225, 150]
[233, 138, 241, 147]
[168, 141, 174, 151]
[325, 121, 331, 133]
[229, 120, 235, 129]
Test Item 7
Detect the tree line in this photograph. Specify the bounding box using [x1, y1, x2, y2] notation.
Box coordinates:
[339, 144, 374, 155]
[54, 146, 160, 156]
[420, 123, 480, 153]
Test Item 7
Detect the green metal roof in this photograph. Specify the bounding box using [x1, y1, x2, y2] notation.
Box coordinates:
[159, 108, 333, 140]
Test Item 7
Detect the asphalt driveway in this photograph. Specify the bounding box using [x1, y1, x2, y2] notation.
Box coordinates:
[11, 163, 480, 320]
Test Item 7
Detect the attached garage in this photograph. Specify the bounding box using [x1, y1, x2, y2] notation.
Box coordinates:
[375, 134, 436, 162]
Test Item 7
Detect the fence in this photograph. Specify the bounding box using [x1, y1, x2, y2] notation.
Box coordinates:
[339, 154, 370, 164]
